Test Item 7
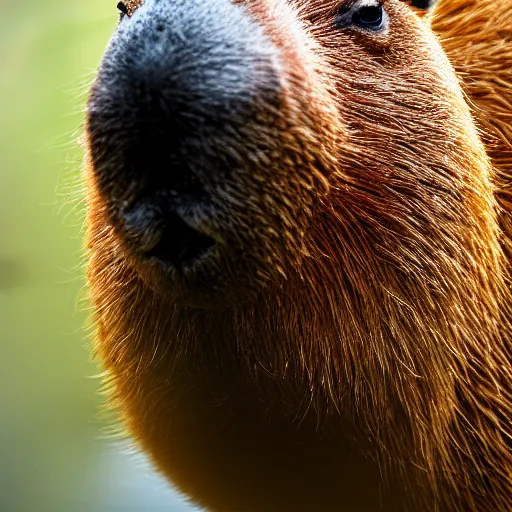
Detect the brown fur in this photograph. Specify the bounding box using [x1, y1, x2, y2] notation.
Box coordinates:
[85, 1, 512, 511]
[432, 0, 512, 258]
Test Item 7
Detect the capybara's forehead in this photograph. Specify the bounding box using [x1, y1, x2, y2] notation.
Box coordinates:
[117, 0, 437, 18]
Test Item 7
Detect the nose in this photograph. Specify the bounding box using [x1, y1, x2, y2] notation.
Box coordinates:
[87, 0, 282, 202]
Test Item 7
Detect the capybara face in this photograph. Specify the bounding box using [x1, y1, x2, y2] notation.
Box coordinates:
[85, 0, 481, 308]
[85, 2, 512, 510]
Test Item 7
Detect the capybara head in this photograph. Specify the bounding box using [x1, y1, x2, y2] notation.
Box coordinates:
[86, 0, 469, 309]
[85, 1, 512, 511]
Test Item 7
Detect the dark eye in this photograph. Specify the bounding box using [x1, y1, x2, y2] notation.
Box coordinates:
[335, 2, 387, 32]
[117, 1, 129, 20]
[352, 5, 384, 30]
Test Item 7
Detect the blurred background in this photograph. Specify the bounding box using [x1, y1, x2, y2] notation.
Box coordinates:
[0, 1, 196, 510]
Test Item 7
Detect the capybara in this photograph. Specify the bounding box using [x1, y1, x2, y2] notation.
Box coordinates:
[84, 0, 512, 510]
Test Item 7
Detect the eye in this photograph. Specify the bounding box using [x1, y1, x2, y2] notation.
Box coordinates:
[335, 2, 388, 32]
[352, 5, 384, 30]
[117, 1, 129, 20]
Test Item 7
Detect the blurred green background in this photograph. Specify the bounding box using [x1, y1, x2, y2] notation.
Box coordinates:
[0, 1, 195, 510]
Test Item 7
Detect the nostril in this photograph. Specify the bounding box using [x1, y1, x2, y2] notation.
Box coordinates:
[143, 213, 216, 268]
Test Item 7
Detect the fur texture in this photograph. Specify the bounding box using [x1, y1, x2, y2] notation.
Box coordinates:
[85, 1, 512, 511]
[432, 0, 512, 258]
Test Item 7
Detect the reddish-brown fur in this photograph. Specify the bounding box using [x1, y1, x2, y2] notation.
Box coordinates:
[85, 1, 512, 510]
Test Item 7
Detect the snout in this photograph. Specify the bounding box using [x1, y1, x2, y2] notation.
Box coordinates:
[87, 0, 282, 270]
